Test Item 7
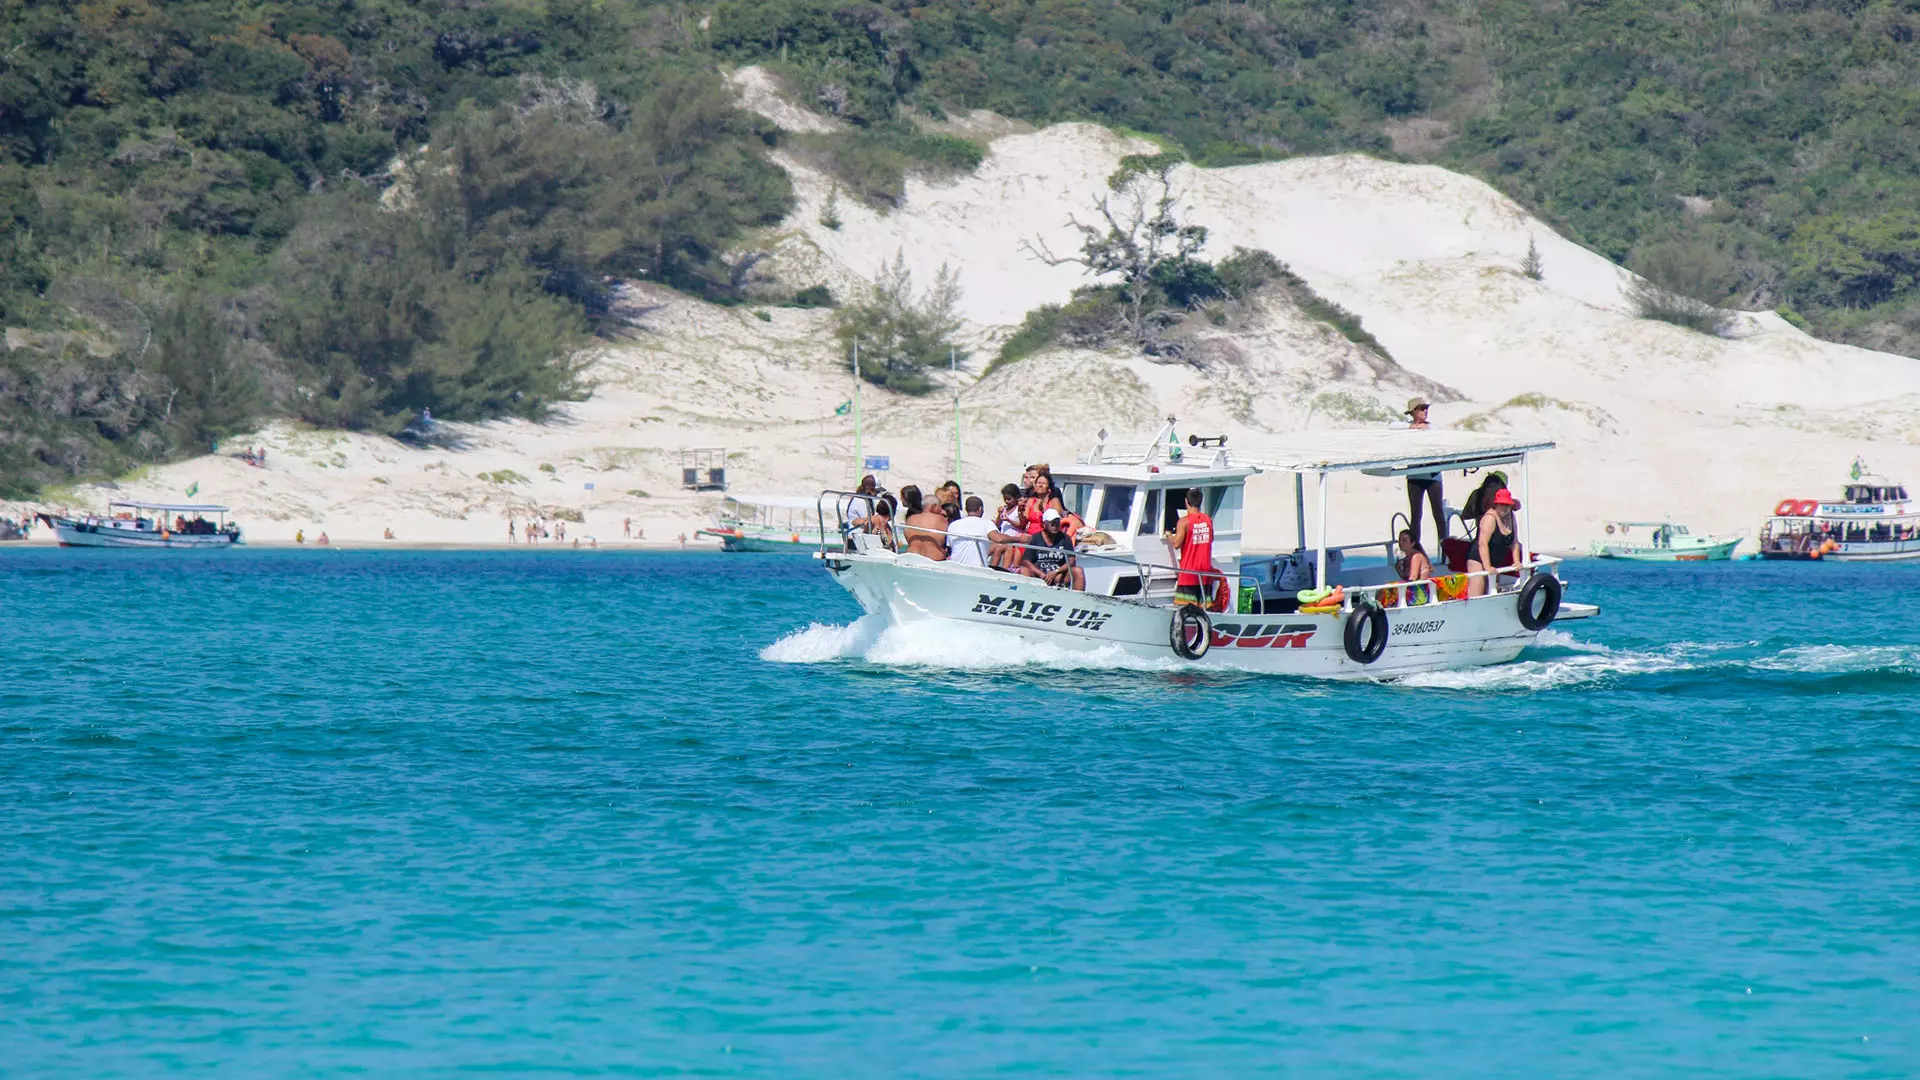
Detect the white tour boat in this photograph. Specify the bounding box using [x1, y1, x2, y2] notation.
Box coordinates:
[1588, 520, 1741, 562]
[695, 494, 833, 552]
[37, 500, 244, 548]
[1759, 462, 1920, 562]
[817, 422, 1592, 680]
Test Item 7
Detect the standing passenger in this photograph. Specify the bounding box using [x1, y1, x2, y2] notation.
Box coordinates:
[1403, 397, 1445, 551]
[1165, 488, 1214, 607]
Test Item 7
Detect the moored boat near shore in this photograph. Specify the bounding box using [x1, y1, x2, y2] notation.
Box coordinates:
[1759, 462, 1920, 562]
[1589, 521, 1741, 562]
[36, 501, 244, 549]
[695, 494, 832, 552]
[818, 422, 1587, 681]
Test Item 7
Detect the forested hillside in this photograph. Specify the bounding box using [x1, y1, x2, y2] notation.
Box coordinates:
[5, 0, 1919, 495]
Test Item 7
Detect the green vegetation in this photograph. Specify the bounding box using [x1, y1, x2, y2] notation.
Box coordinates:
[478, 469, 529, 485]
[1, 1, 791, 493]
[11, 0, 1920, 492]
[837, 252, 965, 393]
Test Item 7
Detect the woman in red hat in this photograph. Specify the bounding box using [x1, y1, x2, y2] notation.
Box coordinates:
[1467, 487, 1520, 597]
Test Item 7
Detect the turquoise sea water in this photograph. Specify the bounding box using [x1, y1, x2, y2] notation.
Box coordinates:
[4, 549, 1917, 1077]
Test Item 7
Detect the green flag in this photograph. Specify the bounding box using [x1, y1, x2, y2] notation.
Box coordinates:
[834, 400, 852, 417]
[185, 481, 199, 497]
[1849, 458, 1863, 481]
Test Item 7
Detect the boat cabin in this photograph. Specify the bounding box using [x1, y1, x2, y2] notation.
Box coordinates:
[1049, 422, 1550, 611]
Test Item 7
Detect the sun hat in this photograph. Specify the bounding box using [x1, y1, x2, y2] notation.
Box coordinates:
[1405, 396, 1431, 415]
[1492, 489, 1520, 508]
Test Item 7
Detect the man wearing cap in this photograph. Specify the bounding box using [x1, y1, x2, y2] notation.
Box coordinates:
[1404, 396, 1446, 552]
[1019, 507, 1084, 590]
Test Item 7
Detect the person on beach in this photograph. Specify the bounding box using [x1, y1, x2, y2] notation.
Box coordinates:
[623, 517, 631, 539]
[1468, 489, 1520, 596]
[295, 529, 304, 544]
[1403, 397, 1446, 552]
[508, 517, 516, 543]
[1165, 487, 1214, 607]
[899, 485, 949, 561]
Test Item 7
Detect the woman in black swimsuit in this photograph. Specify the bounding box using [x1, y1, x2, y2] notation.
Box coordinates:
[1468, 488, 1519, 597]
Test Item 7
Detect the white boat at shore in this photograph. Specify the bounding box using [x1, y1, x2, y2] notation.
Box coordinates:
[1759, 462, 1920, 562]
[817, 422, 1586, 681]
[37, 501, 244, 549]
[1589, 520, 1741, 562]
[695, 494, 832, 552]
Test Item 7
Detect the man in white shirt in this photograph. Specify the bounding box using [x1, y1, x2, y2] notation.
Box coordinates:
[945, 495, 1012, 567]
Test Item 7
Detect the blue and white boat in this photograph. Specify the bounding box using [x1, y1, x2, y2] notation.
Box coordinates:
[38, 500, 244, 548]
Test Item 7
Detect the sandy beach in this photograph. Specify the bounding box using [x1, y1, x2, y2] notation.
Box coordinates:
[6, 70, 1917, 555]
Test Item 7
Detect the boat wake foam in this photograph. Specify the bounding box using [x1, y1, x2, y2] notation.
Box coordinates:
[1399, 636, 1920, 691]
[760, 617, 1184, 672]
[763, 621, 1920, 690]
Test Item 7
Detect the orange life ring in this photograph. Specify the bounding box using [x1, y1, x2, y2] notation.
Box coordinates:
[1795, 500, 1819, 516]
[1605, 524, 1615, 535]
[1774, 499, 1799, 517]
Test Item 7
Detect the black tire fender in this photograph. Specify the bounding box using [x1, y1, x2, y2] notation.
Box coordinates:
[1343, 605, 1389, 665]
[1170, 605, 1212, 660]
[1517, 572, 1563, 631]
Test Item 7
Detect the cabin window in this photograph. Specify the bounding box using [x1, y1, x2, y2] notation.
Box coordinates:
[1162, 491, 1184, 533]
[1204, 485, 1245, 533]
[1060, 482, 1093, 518]
[1137, 489, 1161, 535]
[1096, 485, 1136, 533]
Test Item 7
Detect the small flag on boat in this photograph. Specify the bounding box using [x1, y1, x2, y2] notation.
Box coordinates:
[834, 400, 852, 416]
[1850, 458, 1863, 480]
[185, 481, 199, 497]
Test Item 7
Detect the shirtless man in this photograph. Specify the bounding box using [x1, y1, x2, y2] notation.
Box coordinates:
[899, 485, 950, 561]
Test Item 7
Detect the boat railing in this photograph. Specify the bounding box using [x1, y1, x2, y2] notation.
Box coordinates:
[1339, 555, 1562, 612]
[818, 488, 1262, 605]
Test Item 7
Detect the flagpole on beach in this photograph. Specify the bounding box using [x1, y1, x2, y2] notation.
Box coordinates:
[950, 347, 962, 499]
[852, 340, 863, 483]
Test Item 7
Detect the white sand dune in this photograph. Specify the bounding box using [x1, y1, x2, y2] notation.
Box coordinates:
[8, 69, 1918, 552]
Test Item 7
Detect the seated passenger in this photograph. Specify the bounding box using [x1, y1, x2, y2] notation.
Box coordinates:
[899, 485, 950, 561]
[947, 496, 1022, 568]
[1396, 529, 1435, 605]
[1018, 509, 1084, 589]
[991, 483, 1027, 568]
[866, 497, 899, 551]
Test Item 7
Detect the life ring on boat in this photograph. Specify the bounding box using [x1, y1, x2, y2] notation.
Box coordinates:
[1343, 606, 1388, 664]
[1605, 524, 1615, 535]
[1517, 573, 1563, 631]
[1774, 499, 1800, 517]
[1795, 500, 1820, 517]
[1170, 605, 1212, 660]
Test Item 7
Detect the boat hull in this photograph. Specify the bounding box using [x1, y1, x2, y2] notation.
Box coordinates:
[46, 518, 242, 549]
[698, 527, 831, 553]
[1591, 537, 1740, 562]
[822, 551, 1543, 680]
[1760, 540, 1920, 562]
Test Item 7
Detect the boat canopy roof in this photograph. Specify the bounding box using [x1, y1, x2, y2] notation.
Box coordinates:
[1231, 429, 1554, 477]
[109, 500, 231, 513]
[725, 494, 826, 511]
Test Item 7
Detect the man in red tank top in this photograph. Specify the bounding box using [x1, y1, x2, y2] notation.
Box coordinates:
[1165, 487, 1214, 606]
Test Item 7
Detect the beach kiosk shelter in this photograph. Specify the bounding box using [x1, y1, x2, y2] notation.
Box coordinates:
[680, 448, 728, 492]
